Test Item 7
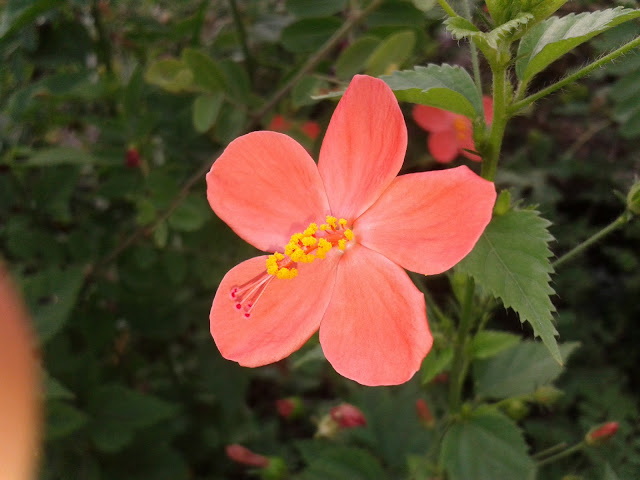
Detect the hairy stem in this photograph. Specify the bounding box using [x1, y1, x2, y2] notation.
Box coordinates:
[510, 35, 640, 114]
[481, 63, 508, 181]
[436, 0, 458, 17]
[449, 276, 475, 413]
[228, 0, 255, 84]
[553, 211, 633, 269]
[461, 0, 483, 97]
[536, 442, 585, 468]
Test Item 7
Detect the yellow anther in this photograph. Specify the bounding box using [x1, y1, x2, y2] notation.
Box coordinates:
[338, 239, 346, 250]
[303, 223, 318, 236]
[338, 218, 347, 227]
[326, 216, 337, 228]
[301, 236, 317, 247]
[274, 252, 284, 261]
[277, 267, 298, 279]
[344, 229, 354, 241]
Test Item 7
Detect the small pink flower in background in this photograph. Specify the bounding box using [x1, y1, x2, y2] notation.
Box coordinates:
[412, 96, 493, 163]
[207, 75, 496, 386]
[226, 444, 270, 468]
[301, 121, 321, 141]
[276, 397, 303, 419]
[267, 114, 292, 132]
[330, 403, 367, 428]
[586, 421, 619, 446]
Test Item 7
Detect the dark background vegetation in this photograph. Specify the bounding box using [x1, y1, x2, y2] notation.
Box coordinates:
[0, 0, 638, 478]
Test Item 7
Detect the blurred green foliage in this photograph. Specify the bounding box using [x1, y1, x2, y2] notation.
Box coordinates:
[0, 0, 639, 479]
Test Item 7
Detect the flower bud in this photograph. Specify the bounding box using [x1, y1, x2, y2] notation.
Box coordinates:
[533, 385, 564, 407]
[226, 444, 270, 468]
[260, 457, 287, 480]
[125, 147, 141, 168]
[330, 403, 367, 428]
[585, 421, 619, 446]
[627, 179, 640, 215]
[275, 397, 303, 420]
[501, 398, 529, 421]
[493, 189, 511, 216]
[415, 399, 435, 428]
[300, 121, 321, 141]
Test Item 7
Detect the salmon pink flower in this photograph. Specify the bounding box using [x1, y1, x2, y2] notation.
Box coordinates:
[412, 97, 493, 163]
[226, 444, 270, 468]
[206, 75, 496, 386]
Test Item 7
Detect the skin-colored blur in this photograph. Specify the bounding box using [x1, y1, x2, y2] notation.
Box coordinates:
[0, 266, 40, 480]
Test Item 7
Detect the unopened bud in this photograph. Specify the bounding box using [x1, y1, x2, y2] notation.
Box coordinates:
[493, 190, 511, 216]
[330, 403, 367, 428]
[501, 398, 529, 421]
[300, 121, 321, 141]
[627, 180, 640, 215]
[125, 147, 141, 168]
[226, 444, 270, 468]
[585, 421, 619, 446]
[275, 397, 303, 420]
[415, 399, 435, 428]
[260, 457, 287, 480]
[533, 385, 564, 407]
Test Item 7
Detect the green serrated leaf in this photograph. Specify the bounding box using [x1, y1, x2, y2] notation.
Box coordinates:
[46, 401, 88, 440]
[456, 208, 561, 363]
[517, 7, 640, 83]
[473, 341, 579, 399]
[441, 407, 535, 480]
[44, 373, 75, 400]
[471, 330, 521, 360]
[365, 30, 416, 77]
[381, 64, 483, 118]
[88, 384, 178, 453]
[335, 36, 381, 80]
[445, 13, 534, 60]
[486, 0, 567, 27]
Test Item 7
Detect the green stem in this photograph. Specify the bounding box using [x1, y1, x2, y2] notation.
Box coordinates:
[449, 277, 475, 413]
[461, 0, 483, 97]
[553, 212, 633, 269]
[228, 0, 255, 84]
[481, 63, 508, 181]
[532, 442, 569, 460]
[536, 442, 585, 468]
[436, 0, 458, 17]
[510, 35, 640, 114]
[253, 0, 382, 120]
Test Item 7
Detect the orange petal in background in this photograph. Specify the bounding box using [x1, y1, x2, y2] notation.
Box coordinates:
[0, 266, 40, 480]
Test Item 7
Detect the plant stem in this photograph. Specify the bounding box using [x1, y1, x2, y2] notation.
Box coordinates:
[532, 442, 569, 460]
[436, 0, 458, 17]
[449, 276, 475, 413]
[254, 0, 382, 120]
[536, 442, 585, 468]
[553, 211, 633, 269]
[510, 34, 640, 114]
[228, 0, 255, 85]
[91, 0, 113, 74]
[481, 63, 508, 181]
[461, 0, 483, 97]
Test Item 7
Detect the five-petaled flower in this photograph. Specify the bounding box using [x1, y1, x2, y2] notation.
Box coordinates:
[206, 75, 496, 386]
[412, 97, 493, 163]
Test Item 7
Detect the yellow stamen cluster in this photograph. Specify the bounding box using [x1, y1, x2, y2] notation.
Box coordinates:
[266, 216, 355, 279]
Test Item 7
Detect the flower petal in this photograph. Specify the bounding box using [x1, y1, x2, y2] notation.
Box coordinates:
[458, 132, 482, 162]
[482, 96, 494, 124]
[207, 131, 330, 252]
[428, 130, 459, 163]
[318, 75, 407, 221]
[211, 254, 339, 367]
[412, 105, 455, 133]
[319, 245, 432, 386]
[354, 166, 496, 275]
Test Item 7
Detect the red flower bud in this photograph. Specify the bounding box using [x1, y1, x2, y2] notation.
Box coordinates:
[267, 115, 291, 132]
[125, 147, 141, 168]
[330, 403, 366, 428]
[415, 399, 435, 428]
[275, 397, 302, 419]
[301, 121, 321, 141]
[225, 444, 270, 468]
[586, 421, 619, 446]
